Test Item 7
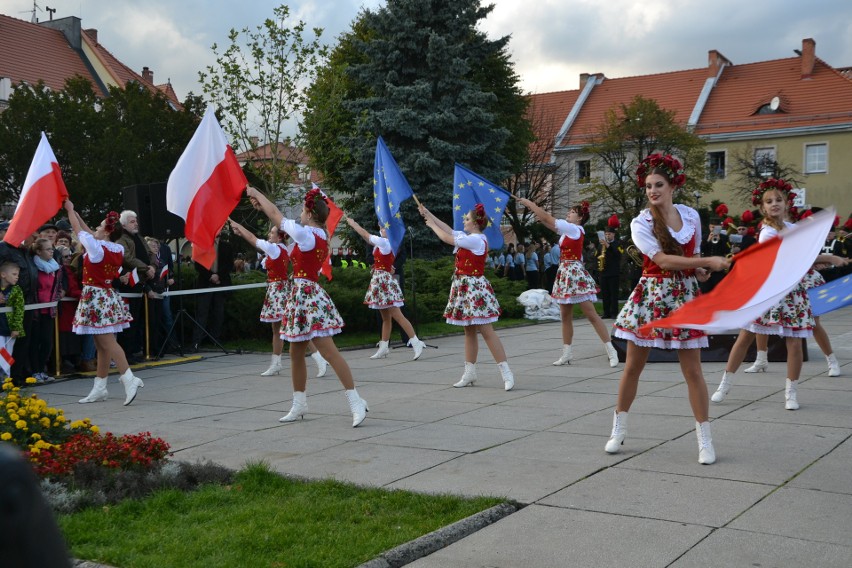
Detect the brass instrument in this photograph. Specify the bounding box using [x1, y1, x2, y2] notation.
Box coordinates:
[597, 243, 606, 272]
[625, 245, 643, 267]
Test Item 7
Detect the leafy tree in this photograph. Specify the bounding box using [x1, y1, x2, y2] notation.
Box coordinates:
[0, 77, 202, 219]
[302, 0, 530, 256]
[198, 4, 327, 203]
[582, 95, 708, 221]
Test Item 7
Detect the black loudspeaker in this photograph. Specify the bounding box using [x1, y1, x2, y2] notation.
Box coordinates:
[122, 183, 184, 240]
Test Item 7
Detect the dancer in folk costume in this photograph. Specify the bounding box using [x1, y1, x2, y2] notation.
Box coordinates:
[516, 198, 619, 367]
[246, 186, 368, 427]
[63, 200, 143, 406]
[418, 202, 515, 390]
[711, 179, 848, 409]
[345, 216, 427, 360]
[228, 220, 329, 377]
[606, 154, 729, 464]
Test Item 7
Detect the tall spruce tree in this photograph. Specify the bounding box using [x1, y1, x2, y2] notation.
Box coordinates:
[303, 0, 529, 256]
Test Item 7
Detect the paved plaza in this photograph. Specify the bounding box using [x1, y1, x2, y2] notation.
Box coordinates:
[40, 306, 852, 567]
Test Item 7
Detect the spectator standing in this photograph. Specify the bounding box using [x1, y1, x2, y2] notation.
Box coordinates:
[29, 238, 65, 382]
[525, 243, 540, 289]
[0, 234, 38, 386]
[55, 246, 82, 373]
[599, 225, 623, 319]
[0, 261, 25, 380]
[115, 210, 155, 363]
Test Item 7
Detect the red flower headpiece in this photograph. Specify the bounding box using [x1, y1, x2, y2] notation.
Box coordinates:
[636, 153, 686, 189]
[715, 203, 728, 217]
[104, 211, 120, 234]
[607, 214, 620, 229]
[472, 203, 488, 230]
[304, 187, 324, 213]
[751, 178, 794, 207]
[580, 201, 590, 218]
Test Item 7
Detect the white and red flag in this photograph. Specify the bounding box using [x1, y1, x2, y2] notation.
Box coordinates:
[159, 265, 169, 280]
[167, 105, 247, 269]
[312, 183, 343, 281]
[127, 267, 139, 287]
[4, 132, 69, 247]
[0, 337, 15, 376]
[640, 208, 835, 334]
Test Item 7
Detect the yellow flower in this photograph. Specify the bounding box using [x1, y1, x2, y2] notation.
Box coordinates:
[5, 402, 17, 411]
[40, 417, 51, 428]
[25, 377, 37, 384]
[0, 432, 11, 441]
[9, 413, 19, 421]
[15, 420, 27, 429]
[30, 433, 42, 440]
[90, 425, 100, 433]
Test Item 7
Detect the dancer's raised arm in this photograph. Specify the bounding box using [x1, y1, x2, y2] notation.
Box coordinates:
[418, 204, 454, 245]
[229, 219, 259, 249]
[345, 217, 373, 243]
[246, 186, 283, 227]
[516, 197, 557, 231]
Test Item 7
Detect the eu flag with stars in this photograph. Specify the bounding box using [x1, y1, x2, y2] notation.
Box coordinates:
[452, 164, 510, 250]
[374, 137, 413, 254]
[808, 274, 852, 316]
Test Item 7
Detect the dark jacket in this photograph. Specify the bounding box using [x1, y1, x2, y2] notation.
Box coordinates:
[194, 238, 234, 289]
[0, 243, 38, 302]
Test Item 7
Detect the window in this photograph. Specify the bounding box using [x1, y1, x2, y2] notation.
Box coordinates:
[754, 147, 776, 177]
[576, 160, 591, 184]
[805, 143, 827, 174]
[707, 151, 726, 179]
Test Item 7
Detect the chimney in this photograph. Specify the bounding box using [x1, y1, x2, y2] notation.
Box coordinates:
[84, 28, 98, 43]
[801, 38, 816, 79]
[142, 67, 154, 84]
[707, 50, 731, 78]
[579, 73, 590, 89]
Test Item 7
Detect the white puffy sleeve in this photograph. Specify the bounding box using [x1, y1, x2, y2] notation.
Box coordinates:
[453, 231, 487, 255]
[554, 219, 582, 240]
[255, 239, 281, 259]
[758, 226, 779, 243]
[280, 218, 316, 252]
[630, 213, 660, 258]
[369, 235, 392, 255]
[76, 231, 104, 263]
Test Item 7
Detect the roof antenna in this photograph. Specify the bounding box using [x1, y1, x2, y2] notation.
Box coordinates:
[24, 1, 42, 23]
[45, 6, 56, 20]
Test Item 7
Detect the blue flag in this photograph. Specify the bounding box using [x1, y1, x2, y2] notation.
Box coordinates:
[374, 137, 413, 254]
[808, 274, 852, 316]
[452, 164, 510, 250]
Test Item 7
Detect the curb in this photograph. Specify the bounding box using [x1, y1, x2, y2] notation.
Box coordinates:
[357, 501, 521, 568]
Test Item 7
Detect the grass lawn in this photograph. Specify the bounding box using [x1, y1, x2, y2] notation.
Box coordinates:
[60, 462, 505, 568]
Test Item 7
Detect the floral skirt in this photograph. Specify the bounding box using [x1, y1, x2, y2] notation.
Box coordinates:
[551, 260, 599, 304]
[364, 270, 404, 309]
[746, 280, 814, 338]
[444, 274, 501, 326]
[281, 278, 344, 342]
[260, 280, 291, 323]
[72, 285, 133, 335]
[801, 268, 825, 291]
[614, 274, 707, 349]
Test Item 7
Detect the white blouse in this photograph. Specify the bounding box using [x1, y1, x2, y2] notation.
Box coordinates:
[76, 231, 124, 264]
[452, 231, 487, 256]
[369, 235, 392, 255]
[280, 219, 325, 252]
[630, 204, 702, 259]
[554, 219, 584, 245]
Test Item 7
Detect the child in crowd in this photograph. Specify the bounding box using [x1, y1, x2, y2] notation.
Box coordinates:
[0, 261, 25, 379]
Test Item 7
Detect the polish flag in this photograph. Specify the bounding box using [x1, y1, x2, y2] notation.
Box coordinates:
[0, 337, 15, 376]
[167, 106, 247, 269]
[159, 265, 169, 280]
[4, 133, 69, 246]
[640, 209, 835, 334]
[312, 183, 343, 281]
[127, 267, 139, 287]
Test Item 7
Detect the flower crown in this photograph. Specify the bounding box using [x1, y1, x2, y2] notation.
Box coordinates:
[470, 203, 489, 230]
[636, 153, 686, 188]
[751, 178, 794, 207]
[304, 188, 324, 213]
[104, 211, 120, 234]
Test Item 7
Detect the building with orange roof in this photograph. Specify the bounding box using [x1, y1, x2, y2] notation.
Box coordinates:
[533, 38, 852, 217]
[0, 14, 181, 110]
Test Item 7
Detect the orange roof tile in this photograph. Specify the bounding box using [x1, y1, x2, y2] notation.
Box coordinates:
[694, 57, 852, 136]
[0, 14, 105, 95]
[560, 67, 709, 147]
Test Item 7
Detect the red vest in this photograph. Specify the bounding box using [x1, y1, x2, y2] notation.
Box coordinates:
[642, 233, 697, 278]
[265, 245, 289, 282]
[455, 242, 487, 276]
[373, 248, 395, 272]
[82, 245, 123, 288]
[559, 233, 584, 261]
[291, 233, 328, 282]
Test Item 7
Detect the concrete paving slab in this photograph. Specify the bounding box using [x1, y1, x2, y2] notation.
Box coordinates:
[787, 437, 852, 495]
[671, 527, 852, 568]
[367, 422, 531, 453]
[729, 487, 852, 546]
[405, 505, 712, 568]
[541, 467, 772, 527]
[441, 403, 572, 431]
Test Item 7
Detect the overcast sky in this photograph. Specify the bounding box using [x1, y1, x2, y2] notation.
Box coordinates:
[8, 0, 852, 100]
